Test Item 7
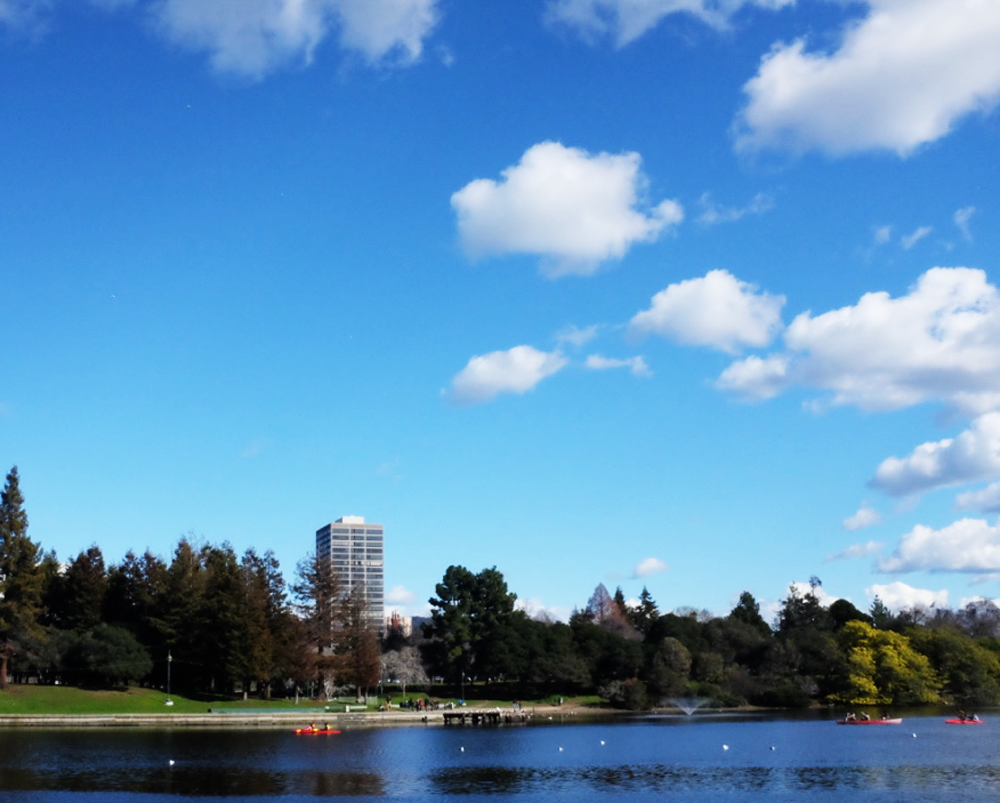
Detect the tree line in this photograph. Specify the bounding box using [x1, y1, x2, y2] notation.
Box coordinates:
[421, 569, 1000, 710]
[3, 465, 1000, 708]
[0, 466, 377, 698]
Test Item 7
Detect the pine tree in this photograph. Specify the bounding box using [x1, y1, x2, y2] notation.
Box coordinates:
[0, 467, 46, 688]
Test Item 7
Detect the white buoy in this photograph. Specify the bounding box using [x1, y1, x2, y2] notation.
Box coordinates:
[770, 746, 775, 751]
[169, 760, 175, 766]
[600, 740, 606, 746]
[723, 745, 729, 750]
[460, 747, 464, 752]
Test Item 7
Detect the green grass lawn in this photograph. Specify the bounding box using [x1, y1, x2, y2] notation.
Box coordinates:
[0, 684, 606, 715]
[0, 685, 331, 715]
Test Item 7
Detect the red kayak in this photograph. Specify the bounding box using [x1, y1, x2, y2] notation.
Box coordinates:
[295, 727, 342, 734]
[945, 718, 983, 725]
[836, 717, 902, 725]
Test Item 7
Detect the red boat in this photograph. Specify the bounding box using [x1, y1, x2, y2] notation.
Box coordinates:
[294, 727, 342, 734]
[945, 718, 983, 725]
[836, 717, 902, 725]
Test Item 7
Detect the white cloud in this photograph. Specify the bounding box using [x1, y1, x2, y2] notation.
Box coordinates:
[878, 517, 1000, 573]
[0, 0, 51, 32]
[900, 226, 932, 250]
[451, 141, 683, 277]
[1, 0, 438, 74]
[871, 412, 1000, 498]
[787, 581, 839, 607]
[447, 345, 567, 405]
[544, 0, 793, 47]
[717, 268, 1000, 414]
[842, 504, 882, 532]
[386, 585, 416, 605]
[149, 0, 437, 78]
[736, 0, 1000, 155]
[956, 481, 1000, 514]
[955, 206, 976, 242]
[866, 581, 949, 612]
[517, 597, 572, 623]
[633, 556, 669, 578]
[333, 0, 438, 64]
[827, 540, 884, 561]
[872, 225, 892, 246]
[557, 324, 601, 347]
[630, 269, 785, 354]
[697, 191, 774, 225]
[585, 354, 651, 377]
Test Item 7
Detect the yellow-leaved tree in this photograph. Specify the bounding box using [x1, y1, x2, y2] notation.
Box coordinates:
[828, 620, 942, 706]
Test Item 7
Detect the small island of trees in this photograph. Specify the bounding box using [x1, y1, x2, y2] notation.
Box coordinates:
[3, 465, 1000, 710]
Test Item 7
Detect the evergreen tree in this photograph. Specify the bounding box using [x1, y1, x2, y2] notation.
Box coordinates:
[105, 549, 169, 648]
[291, 551, 343, 696]
[201, 543, 245, 694]
[337, 583, 381, 699]
[631, 587, 661, 635]
[59, 546, 108, 632]
[869, 595, 893, 629]
[424, 565, 518, 684]
[0, 467, 46, 688]
[729, 591, 772, 638]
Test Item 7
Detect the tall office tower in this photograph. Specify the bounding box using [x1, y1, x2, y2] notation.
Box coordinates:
[315, 516, 385, 632]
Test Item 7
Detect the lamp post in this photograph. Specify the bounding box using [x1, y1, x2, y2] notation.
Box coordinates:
[165, 650, 173, 707]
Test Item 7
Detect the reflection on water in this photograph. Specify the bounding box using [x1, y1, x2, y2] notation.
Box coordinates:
[429, 763, 1000, 797]
[1, 715, 999, 800]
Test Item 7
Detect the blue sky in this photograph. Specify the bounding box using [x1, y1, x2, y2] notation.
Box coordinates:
[4, 0, 1000, 624]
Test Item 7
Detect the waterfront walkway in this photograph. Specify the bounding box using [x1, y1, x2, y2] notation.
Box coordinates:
[0, 706, 549, 729]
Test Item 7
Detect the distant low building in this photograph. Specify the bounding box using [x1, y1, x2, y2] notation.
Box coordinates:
[385, 610, 412, 638]
[316, 516, 385, 632]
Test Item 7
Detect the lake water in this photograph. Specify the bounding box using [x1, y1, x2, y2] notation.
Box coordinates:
[1, 712, 998, 802]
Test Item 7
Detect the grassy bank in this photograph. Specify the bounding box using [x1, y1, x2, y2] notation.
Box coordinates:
[0, 685, 329, 715]
[0, 684, 606, 716]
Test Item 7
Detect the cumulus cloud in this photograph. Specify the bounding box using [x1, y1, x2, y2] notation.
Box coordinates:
[334, 0, 438, 63]
[1, 0, 439, 73]
[878, 518, 1000, 573]
[451, 141, 683, 277]
[145, 0, 439, 78]
[826, 540, 883, 562]
[697, 191, 774, 225]
[630, 269, 785, 354]
[544, 0, 793, 47]
[736, 0, 1000, 155]
[447, 345, 567, 405]
[871, 412, 1000, 498]
[386, 585, 416, 605]
[842, 503, 882, 532]
[786, 581, 839, 608]
[956, 481, 1000, 514]
[633, 557, 669, 578]
[866, 581, 948, 612]
[717, 268, 1000, 414]
[585, 354, 651, 377]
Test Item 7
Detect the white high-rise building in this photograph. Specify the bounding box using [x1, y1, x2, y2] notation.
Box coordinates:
[315, 516, 385, 631]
